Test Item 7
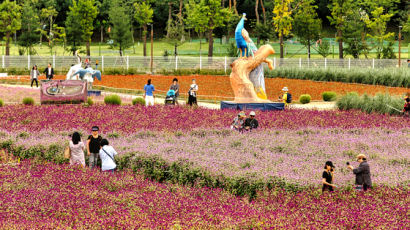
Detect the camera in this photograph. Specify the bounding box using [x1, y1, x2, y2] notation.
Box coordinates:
[346, 162, 350, 165]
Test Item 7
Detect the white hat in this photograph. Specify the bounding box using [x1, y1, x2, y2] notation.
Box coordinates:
[250, 111, 256, 116]
[282, 87, 289, 91]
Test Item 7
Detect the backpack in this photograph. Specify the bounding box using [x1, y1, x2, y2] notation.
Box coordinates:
[286, 93, 292, 103]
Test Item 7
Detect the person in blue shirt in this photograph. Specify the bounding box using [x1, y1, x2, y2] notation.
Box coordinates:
[144, 79, 155, 106]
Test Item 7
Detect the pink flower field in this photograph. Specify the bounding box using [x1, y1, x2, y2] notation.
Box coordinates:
[0, 161, 407, 229]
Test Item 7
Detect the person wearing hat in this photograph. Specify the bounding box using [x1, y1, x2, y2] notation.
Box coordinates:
[402, 96, 410, 116]
[87, 126, 102, 169]
[347, 154, 372, 191]
[244, 111, 259, 131]
[231, 111, 246, 131]
[279, 87, 292, 107]
[322, 161, 336, 192]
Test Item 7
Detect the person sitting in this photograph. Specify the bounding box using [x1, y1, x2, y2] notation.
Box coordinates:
[231, 111, 246, 131]
[403, 96, 410, 116]
[244, 111, 259, 131]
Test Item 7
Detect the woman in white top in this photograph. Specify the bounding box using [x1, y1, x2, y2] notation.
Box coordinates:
[69, 132, 85, 167]
[99, 139, 117, 173]
[30, 65, 40, 88]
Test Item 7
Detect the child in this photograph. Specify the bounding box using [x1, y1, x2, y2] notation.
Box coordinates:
[87, 126, 102, 169]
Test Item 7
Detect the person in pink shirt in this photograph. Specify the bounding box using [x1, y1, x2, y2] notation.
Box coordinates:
[69, 132, 85, 167]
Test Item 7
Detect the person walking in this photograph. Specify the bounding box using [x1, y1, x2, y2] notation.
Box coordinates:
[69, 132, 86, 167]
[144, 79, 155, 107]
[347, 154, 372, 191]
[95, 60, 99, 69]
[244, 111, 259, 131]
[169, 78, 180, 105]
[279, 87, 292, 107]
[188, 79, 198, 106]
[99, 139, 117, 173]
[43, 63, 54, 80]
[322, 161, 336, 192]
[87, 126, 102, 169]
[30, 65, 40, 88]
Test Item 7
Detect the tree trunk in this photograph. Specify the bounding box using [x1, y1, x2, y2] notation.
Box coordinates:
[5, 33, 10, 56]
[255, 0, 259, 24]
[166, 2, 172, 38]
[208, 28, 214, 57]
[229, 0, 231, 9]
[179, 0, 183, 17]
[86, 39, 91, 56]
[260, 0, 266, 25]
[101, 25, 103, 43]
[233, 0, 237, 14]
[280, 33, 284, 59]
[338, 28, 343, 59]
[307, 39, 311, 59]
[143, 24, 147, 56]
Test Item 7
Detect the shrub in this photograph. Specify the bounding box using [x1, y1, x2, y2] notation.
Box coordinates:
[22, 97, 35, 105]
[322, 91, 337, 101]
[104, 94, 122, 105]
[0, 99, 3, 107]
[87, 97, 94, 106]
[299, 94, 311, 104]
[337, 93, 404, 115]
[132, 97, 145, 106]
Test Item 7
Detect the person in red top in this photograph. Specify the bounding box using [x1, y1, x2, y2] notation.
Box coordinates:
[403, 96, 410, 116]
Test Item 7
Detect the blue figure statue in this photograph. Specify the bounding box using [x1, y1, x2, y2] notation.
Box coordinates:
[235, 13, 248, 57]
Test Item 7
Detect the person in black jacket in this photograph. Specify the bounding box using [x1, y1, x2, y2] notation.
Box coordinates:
[44, 63, 54, 80]
[322, 161, 336, 192]
[244, 111, 259, 131]
[347, 154, 372, 191]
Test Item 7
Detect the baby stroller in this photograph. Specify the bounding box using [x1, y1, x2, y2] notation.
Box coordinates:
[165, 89, 176, 106]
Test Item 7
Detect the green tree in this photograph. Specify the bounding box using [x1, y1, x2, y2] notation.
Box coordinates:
[363, 7, 394, 59]
[134, 1, 153, 57]
[343, 7, 368, 58]
[166, 15, 187, 56]
[186, 0, 211, 55]
[66, 0, 98, 56]
[0, 0, 21, 56]
[65, 2, 82, 55]
[184, 0, 231, 57]
[18, 0, 41, 55]
[328, 0, 355, 59]
[109, 2, 133, 56]
[316, 39, 331, 58]
[293, 0, 321, 58]
[272, 0, 294, 58]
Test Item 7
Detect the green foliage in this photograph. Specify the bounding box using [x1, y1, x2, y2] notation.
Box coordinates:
[253, 22, 276, 45]
[322, 91, 338, 101]
[272, 0, 294, 38]
[0, 0, 22, 55]
[343, 7, 369, 58]
[132, 97, 145, 106]
[87, 97, 94, 106]
[266, 67, 410, 88]
[316, 39, 331, 58]
[293, 0, 321, 58]
[104, 94, 121, 105]
[18, 1, 40, 55]
[22, 97, 35, 105]
[109, 0, 133, 56]
[299, 94, 311, 104]
[337, 92, 405, 115]
[0, 99, 3, 107]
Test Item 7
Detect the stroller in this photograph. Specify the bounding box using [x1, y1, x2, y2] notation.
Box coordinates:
[165, 89, 176, 105]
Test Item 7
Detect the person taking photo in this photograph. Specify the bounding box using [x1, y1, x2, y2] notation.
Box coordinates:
[347, 154, 372, 191]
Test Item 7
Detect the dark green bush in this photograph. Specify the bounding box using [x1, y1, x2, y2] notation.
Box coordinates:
[104, 94, 121, 105]
[22, 97, 35, 105]
[87, 97, 94, 106]
[299, 94, 311, 104]
[132, 97, 145, 106]
[322, 91, 337, 101]
[337, 93, 404, 115]
[0, 99, 3, 107]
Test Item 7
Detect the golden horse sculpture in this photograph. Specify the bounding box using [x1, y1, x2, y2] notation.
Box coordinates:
[230, 44, 275, 103]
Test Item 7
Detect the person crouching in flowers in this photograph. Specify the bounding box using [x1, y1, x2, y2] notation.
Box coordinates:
[322, 161, 336, 192]
[69, 132, 85, 167]
[99, 139, 117, 173]
[231, 111, 246, 131]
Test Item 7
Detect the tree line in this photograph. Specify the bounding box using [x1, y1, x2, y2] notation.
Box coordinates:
[0, 0, 408, 58]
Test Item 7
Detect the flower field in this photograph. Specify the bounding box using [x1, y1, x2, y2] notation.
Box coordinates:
[2, 74, 408, 101]
[0, 161, 407, 228]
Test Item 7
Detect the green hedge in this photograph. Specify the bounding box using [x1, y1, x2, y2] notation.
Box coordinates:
[322, 91, 338, 101]
[104, 94, 121, 105]
[22, 97, 35, 105]
[0, 139, 305, 200]
[299, 94, 311, 104]
[337, 92, 405, 115]
[132, 97, 145, 105]
[266, 67, 410, 88]
[0, 99, 3, 107]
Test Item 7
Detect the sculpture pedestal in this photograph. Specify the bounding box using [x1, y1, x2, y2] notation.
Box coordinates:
[87, 90, 101, 96]
[221, 101, 284, 111]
